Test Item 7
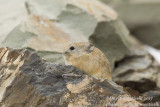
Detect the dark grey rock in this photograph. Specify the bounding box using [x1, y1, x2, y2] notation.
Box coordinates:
[0, 47, 140, 107]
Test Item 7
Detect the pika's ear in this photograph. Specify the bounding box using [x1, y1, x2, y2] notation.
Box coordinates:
[86, 43, 94, 53]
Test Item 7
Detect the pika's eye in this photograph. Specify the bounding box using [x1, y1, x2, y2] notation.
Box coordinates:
[69, 46, 75, 50]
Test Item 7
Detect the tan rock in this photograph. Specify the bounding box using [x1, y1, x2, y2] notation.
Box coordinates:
[2, 0, 131, 68]
[0, 47, 140, 107]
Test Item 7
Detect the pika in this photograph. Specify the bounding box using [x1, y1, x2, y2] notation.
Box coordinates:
[63, 42, 112, 80]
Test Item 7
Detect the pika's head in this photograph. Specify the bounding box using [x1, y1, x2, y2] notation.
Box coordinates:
[63, 42, 95, 60]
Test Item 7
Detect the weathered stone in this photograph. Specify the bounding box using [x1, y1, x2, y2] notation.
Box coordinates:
[0, 47, 140, 107]
[143, 90, 160, 105]
[101, 0, 160, 48]
[0, 0, 28, 44]
[2, 15, 71, 53]
[1, 0, 132, 69]
[1, 15, 71, 65]
[133, 24, 160, 49]
[113, 44, 160, 94]
[156, 73, 160, 88]
[90, 20, 130, 67]
[101, 0, 160, 29]
[113, 56, 153, 79]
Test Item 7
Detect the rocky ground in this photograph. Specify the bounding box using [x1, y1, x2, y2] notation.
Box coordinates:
[0, 0, 160, 107]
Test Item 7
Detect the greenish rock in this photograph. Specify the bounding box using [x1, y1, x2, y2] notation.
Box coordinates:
[55, 2, 130, 69]
[90, 20, 129, 68]
[57, 4, 98, 38]
[100, 0, 160, 48]
[1, 26, 65, 65]
[1, 26, 37, 48]
[26, 0, 68, 19]
[37, 51, 64, 65]
[100, 0, 160, 28]
[133, 24, 160, 49]
[0, 0, 27, 44]
[1, 0, 133, 69]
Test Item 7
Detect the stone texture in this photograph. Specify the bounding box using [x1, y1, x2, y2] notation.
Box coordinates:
[101, 0, 160, 29]
[0, 0, 160, 106]
[1, 15, 71, 65]
[1, 0, 132, 69]
[0, 47, 140, 107]
[112, 39, 160, 96]
[132, 24, 160, 49]
[143, 90, 160, 105]
[0, 0, 28, 44]
[2, 15, 71, 53]
[100, 0, 160, 48]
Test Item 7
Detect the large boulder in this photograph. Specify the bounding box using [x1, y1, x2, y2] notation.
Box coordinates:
[0, 47, 140, 107]
[1, 0, 132, 68]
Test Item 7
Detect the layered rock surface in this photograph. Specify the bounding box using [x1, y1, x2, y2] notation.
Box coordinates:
[0, 47, 140, 107]
[0, 0, 160, 106]
[1, 0, 132, 69]
[112, 38, 160, 105]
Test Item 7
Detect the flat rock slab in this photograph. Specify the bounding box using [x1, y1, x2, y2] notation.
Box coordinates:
[1, 0, 132, 69]
[0, 47, 140, 107]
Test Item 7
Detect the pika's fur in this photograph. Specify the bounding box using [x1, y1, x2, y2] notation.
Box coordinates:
[63, 42, 112, 80]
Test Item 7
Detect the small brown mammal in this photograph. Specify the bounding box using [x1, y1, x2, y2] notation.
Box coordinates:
[63, 42, 112, 80]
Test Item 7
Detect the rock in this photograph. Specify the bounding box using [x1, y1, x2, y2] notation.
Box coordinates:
[0, 0, 28, 44]
[0, 47, 140, 107]
[132, 24, 160, 49]
[100, 0, 160, 29]
[100, 0, 160, 48]
[89, 20, 129, 68]
[112, 41, 160, 95]
[143, 90, 160, 105]
[1, 15, 70, 65]
[113, 56, 153, 80]
[156, 73, 160, 88]
[1, 0, 132, 69]
[2, 15, 70, 53]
